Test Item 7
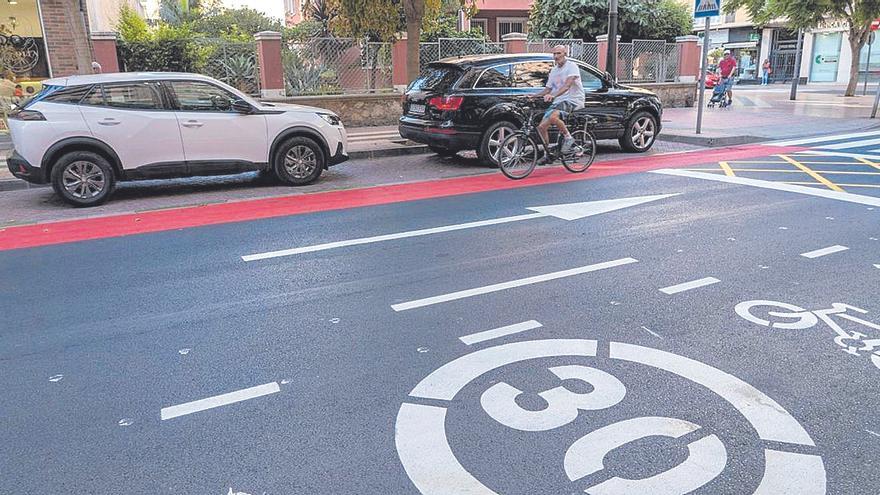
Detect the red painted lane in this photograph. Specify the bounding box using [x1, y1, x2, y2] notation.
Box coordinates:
[0, 145, 801, 251]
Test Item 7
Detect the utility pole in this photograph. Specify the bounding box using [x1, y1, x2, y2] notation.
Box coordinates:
[790, 29, 804, 100]
[696, 17, 711, 134]
[606, 0, 619, 79]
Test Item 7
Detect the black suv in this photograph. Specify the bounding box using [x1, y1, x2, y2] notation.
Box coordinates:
[399, 53, 663, 163]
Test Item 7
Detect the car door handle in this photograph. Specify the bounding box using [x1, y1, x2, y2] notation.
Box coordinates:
[97, 118, 120, 126]
[181, 120, 204, 128]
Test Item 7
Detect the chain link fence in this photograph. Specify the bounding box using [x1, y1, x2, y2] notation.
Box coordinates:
[617, 40, 680, 83]
[419, 38, 504, 69]
[284, 38, 393, 96]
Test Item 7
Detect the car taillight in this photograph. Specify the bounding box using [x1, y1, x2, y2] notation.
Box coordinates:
[428, 96, 463, 111]
[9, 109, 45, 121]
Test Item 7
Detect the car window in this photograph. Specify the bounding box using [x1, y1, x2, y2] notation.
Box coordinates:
[409, 65, 464, 92]
[513, 62, 552, 88]
[168, 80, 237, 112]
[42, 85, 92, 104]
[476, 65, 511, 88]
[102, 83, 163, 110]
[578, 65, 605, 92]
[80, 85, 105, 106]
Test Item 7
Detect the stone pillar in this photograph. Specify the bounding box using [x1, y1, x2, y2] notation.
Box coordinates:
[392, 34, 409, 90]
[596, 35, 620, 73]
[254, 31, 285, 99]
[502, 32, 528, 54]
[676, 35, 700, 82]
[90, 32, 120, 73]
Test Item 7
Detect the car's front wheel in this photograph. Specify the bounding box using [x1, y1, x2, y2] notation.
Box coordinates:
[619, 111, 658, 153]
[274, 136, 325, 185]
[50, 151, 116, 207]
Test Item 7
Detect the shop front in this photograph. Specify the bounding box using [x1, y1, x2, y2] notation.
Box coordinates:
[809, 31, 843, 82]
[1, 0, 52, 101]
[723, 28, 761, 84]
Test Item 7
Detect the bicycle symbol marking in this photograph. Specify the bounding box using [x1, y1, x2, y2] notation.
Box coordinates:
[395, 339, 826, 494]
[735, 300, 880, 369]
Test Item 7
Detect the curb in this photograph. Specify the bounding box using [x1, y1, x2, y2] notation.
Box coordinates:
[658, 133, 767, 147]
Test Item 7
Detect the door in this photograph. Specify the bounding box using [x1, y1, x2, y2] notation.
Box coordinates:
[577, 64, 624, 134]
[810, 32, 843, 82]
[166, 80, 269, 170]
[78, 82, 185, 172]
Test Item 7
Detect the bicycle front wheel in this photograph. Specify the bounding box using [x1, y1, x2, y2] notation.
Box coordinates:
[563, 129, 597, 173]
[498, 133, 538, 180]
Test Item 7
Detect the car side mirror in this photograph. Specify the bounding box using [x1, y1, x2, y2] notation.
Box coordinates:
[604, 71, 615, 85]
[232, 99, 254, 114]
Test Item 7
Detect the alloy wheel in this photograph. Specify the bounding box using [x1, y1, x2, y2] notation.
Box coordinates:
[284, 145, 317, 179]
[631, 116, 656, 150]
[62, 161, 106, 200]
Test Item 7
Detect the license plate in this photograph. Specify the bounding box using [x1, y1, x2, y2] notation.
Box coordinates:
[409, 104, 425, 115]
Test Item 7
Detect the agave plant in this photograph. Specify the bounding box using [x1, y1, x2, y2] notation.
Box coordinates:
[221, 54, 258, 94]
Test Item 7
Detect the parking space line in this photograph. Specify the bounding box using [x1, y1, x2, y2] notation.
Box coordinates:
[659, 277, 720, 295]
[160, 382, 281, 421]
[459, 320, 543, 345]
[719, 161, 736, 177]
[800, 245, 849, 259]
[391, 257, 638, 312]
[778, 155, 845, 192]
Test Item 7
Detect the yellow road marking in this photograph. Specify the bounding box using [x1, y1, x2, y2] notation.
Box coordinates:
[778, 155, 845, 192]
[727, 160, 868, 165]
[783, 182, 880, 189]
[856, 157, 880, 172]
[719, 161, 736, 177]
[698, 168, 880, 175]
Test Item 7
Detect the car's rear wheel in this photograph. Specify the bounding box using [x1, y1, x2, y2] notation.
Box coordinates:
[429, 145, 458, 157]
[619, 111, 658, 153]
[274, 136, 324, 185]
[50, 151, 115, 207]
[478, 120, 518, 166]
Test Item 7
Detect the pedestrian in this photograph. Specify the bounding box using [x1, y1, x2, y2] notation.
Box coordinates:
[91, 61, 102, 74]
[719, 50, 737, 106]
[762, 59, 772, 85]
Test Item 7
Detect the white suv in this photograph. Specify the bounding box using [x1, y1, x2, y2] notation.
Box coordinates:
[7, 72, 348, 206]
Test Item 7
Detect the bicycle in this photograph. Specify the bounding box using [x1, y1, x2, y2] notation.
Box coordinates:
[497, 103, 597, 180]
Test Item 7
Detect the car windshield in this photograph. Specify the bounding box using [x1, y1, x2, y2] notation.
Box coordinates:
[408, 65, 463, 92]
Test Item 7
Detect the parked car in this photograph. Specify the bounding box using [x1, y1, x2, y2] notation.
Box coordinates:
[399, 53, 663, 163]
[6, 72, 348, 206]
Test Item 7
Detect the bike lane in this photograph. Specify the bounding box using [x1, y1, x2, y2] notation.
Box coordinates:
[0, 162, 878, 494]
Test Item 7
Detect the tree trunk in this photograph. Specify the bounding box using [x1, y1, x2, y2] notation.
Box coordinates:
[405, 19, 421, 82]
[845, 23, 871, 97]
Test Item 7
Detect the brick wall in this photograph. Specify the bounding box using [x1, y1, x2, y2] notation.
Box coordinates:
[39, 0, 94, 77]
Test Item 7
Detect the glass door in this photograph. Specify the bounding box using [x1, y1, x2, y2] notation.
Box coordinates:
[810, 32, 842, 82]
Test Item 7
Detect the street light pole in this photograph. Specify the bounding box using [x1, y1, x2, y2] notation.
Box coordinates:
[790, 29, 804, 100]
[606, 0, 619, 79]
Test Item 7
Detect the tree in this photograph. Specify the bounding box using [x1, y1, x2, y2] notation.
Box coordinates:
[529, 0, 690, 42]
[724, 0, 880, 96]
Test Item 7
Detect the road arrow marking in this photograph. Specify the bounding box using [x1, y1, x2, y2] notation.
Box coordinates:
[242, 194, 678, 262]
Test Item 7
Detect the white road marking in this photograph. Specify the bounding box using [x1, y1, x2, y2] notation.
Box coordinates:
[242, 195, 678, 261]
[770, 130, 880, 147]
[391, 258, 638, 312]
[817, 137, 880, 150]
[867, 429, 880, 437]
[874, 264, 880, 269]
[753, 450, 826, 495]
[659, 277, 720, 295]
[799, 150, 880, 161]
[651, 169, 880, 207]
[459, 320, 543, 345]
[160, 382, 281, 421]
[640, 325, 663, 339]
[800, 245, 849, 259]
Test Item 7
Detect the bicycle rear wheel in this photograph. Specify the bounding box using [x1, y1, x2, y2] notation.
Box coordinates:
[499, 133, 538, 180]
[563, 129, 597, 173]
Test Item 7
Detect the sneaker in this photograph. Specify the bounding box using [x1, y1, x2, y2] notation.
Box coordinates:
[561, 136, 575, 153]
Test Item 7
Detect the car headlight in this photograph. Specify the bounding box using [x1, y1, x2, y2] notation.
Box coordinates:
[318, 113, 342, 126]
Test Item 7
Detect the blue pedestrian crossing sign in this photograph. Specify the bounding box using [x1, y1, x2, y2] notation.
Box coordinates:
[694, 0, 721, 18]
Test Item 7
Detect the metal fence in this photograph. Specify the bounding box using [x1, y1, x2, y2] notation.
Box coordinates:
[195, 39, 261, 96]
[617, 40, 679, 83]
[419, 38, 504, 69]
[284, 38, 393, 95]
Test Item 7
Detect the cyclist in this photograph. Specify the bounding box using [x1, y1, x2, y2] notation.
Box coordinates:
[719, 50, 737, 106]
[536, 45, 585, 156]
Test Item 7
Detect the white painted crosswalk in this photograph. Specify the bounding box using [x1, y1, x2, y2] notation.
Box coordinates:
[771, 130, 880, 159]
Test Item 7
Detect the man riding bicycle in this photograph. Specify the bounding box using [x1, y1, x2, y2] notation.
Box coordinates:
[535, 45, 586, 157]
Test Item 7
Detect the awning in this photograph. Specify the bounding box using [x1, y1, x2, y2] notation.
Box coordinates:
[724, 41, 758, 49]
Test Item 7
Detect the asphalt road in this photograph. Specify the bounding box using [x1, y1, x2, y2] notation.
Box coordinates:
[1, 145, 879, 494]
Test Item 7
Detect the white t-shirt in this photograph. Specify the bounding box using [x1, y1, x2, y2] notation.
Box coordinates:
[546, 60, 585, 107]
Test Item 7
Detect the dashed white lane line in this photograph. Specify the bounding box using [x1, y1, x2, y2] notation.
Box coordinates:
[867, 429, 880, 438]
[391, 257, 639, 312]
[800, 245, 849, 259]
[160, 382, 281, 421]
[659, 277, 720, 295]
[640, 326, 663, 339]
[459, 320, 543, 345]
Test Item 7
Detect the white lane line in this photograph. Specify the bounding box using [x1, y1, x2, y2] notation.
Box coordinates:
[818, 137, 880, 150]
[459, 320, 543, 345]
[160, 382, 281, 421]
[770, 130, 880, 147]
[867, 429, 880, 438]
[659, 277, 720, 295]
[391, 257, 639, 312]
[798, 150, 880, 161]
[242, 213, 545, 261]
[800, 245, 849, 259]
[640, 325, 663, 339]
[651, 169, 880, 207]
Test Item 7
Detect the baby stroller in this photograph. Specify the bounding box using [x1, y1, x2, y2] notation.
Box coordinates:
[708, 77, 733, 108]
